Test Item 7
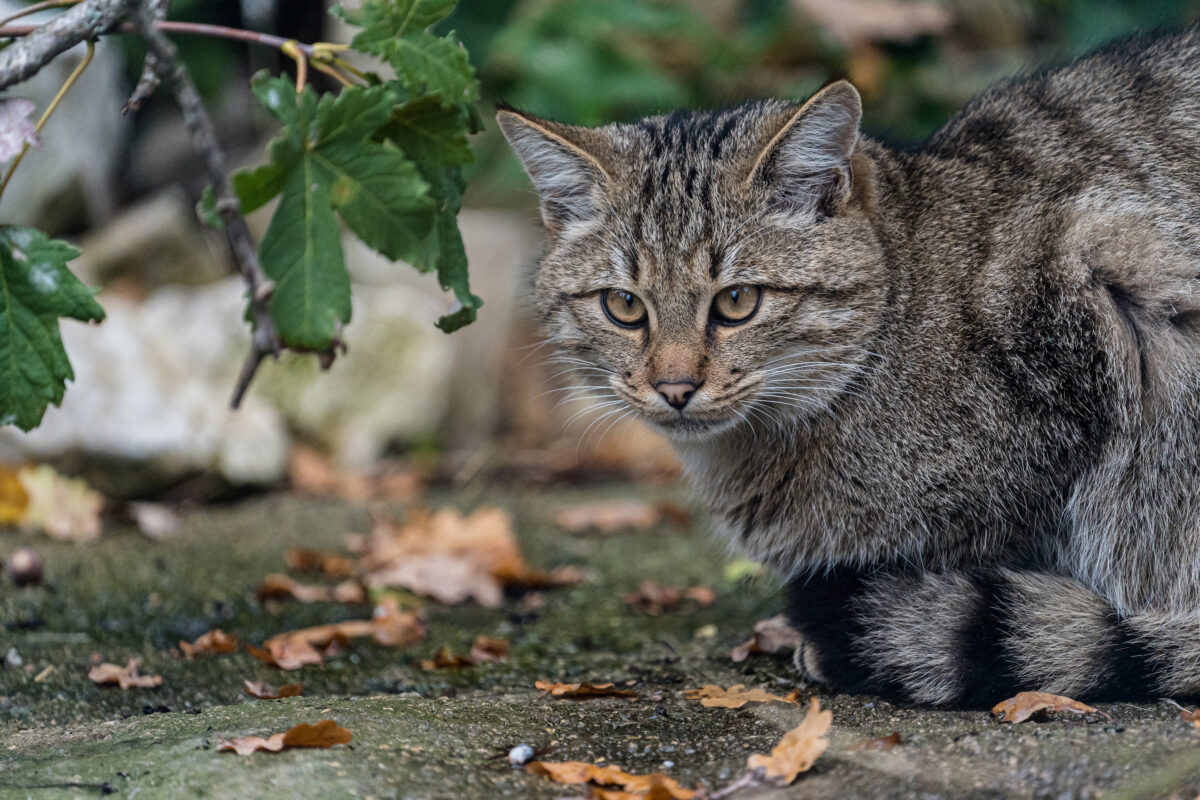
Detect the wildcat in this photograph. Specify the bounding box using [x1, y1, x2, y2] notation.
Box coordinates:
[497, 26, 1200, 707]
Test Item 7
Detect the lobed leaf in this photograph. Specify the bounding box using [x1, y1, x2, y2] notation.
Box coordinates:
[0, 226, 103, 431]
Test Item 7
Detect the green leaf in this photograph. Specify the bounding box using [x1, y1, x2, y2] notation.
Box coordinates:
[351, 0, 458, 52]
[382, 94, 474, 166]
[317, 139, 437, 265]
[424, 168, 480, 332]
[0, 226, 104, 431]
[259, 163, 350, 351]
[350, 0, 478, 106]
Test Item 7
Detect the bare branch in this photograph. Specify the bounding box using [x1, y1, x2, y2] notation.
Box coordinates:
[0, 0, 134, 91]
[121, 0, 169, 113]
[134, 1, 280, 408]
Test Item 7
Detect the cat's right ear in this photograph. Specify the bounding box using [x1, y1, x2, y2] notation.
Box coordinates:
[496, 106, 611, 232]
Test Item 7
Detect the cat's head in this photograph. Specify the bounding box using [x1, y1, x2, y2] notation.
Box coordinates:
[498, 81, 886, 441]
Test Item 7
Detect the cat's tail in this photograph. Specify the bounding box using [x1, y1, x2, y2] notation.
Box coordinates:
[785, 567, 1192, 707]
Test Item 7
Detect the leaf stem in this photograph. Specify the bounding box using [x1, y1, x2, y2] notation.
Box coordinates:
[280, 39, 307, 93]
[0, 20, 317, 56]
[0, 0, 81, 29]
[0, 38, 93, 205]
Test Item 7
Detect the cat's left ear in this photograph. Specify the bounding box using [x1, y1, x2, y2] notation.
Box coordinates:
[747, 80, 862, 217]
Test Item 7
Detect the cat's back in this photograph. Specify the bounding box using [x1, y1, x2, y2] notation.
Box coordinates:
[919, 25, 1200, 193]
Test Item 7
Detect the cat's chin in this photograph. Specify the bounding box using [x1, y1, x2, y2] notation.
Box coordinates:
[649, 414, 742, 441]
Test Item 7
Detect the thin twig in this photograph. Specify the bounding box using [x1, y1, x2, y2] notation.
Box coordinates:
[134, 2, 279, 408]
[0, 0, 81, 29]
[121, 0, 168, 113]
[0, 20, 315, 55]
[0, 0, 133, 91]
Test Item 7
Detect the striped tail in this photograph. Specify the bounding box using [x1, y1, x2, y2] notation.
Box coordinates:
[784, 566, 1193, 707]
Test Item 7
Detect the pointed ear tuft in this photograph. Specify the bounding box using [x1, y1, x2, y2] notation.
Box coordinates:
[496, 108, 610, 232]
[748, 81, 862, 217]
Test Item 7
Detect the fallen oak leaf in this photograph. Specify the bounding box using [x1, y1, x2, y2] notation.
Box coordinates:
[18, 464, 103, 543]
[252, 599, 426, 668]
[526, 761, 698, 798]
[1180, 707, 1200, 728]
[535, 680, 637, 699]
[0, 463, 29, 524]
[730, 614, 805, 663]
[552, 500, 692, 534]
[284, 547, 356, 577]
[180, 629, 239, 658]
[246, 638, 325, 671]
[421, 636, 510, 670]
[88, 658, 163, 689]
[255, 574, 366, 604]
[684, 684, 798, 709]
[849, 731, 902, 751]
[217, 719, 352, 755]
[244, 680, 303, 700]
[623, 581, 715, 615]
[991, 691, 1112, 724]
[746, 697, 832, 784]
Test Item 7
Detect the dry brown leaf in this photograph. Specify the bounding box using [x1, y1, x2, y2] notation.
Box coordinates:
[991, 691, 1111, 724]
[747, 697, 831, 784]
[217, 719, 352, 755]
[527, 761, 698, 799]
[360, 507, 575, 606]
[0, 464, 30, 525]
[243, 680, 303, 700]
[553, 500, 692, 534]
[180, 629, 239, 658]
[683, 684, 797, 709]
[623, 581, 715, 615]
[253, 600, 425, 669]
[1180, 708, 1200, 728]
[536, 680, 637, 699]
[469, 635, 509, 663]
[88, 658, 163, 689]
[289, 445, 372, 501]
[730, 615, 805, 662]
[285, 547, 356, 577]
[420, 636, 511, 670]
[849, 731, 902, 751]
[18, 464, 103, 543]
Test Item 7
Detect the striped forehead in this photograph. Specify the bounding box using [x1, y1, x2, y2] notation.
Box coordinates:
[608, 102, 782, 286]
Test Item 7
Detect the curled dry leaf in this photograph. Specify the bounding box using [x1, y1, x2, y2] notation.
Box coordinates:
[255, 574, 366, 605]
[526, 761, 698, 799]
[180, 629, 239, 658]
[244, 680, 303, 700]
[285, 547, 355, 577]
[730, 614, 805, 663]
[849, 732, 902, 751]
[217, 719, 352, 755]
[361, 507, 578, 607]
[536, 680, 637, 699]
[251, 598, 425, 669]
[683, 684, 798, 709]
[623, 581, 715, 615]
[18, 464, 103, 543]
[991, 691, 1112, 724]
[289, 445, 423, 503]
[553, 500, 692, 534]
[1180, 707, 1200, 728]
[88, 658, 163, 690]
[421, 636, 510, 670]
[746, 697, 832, 784]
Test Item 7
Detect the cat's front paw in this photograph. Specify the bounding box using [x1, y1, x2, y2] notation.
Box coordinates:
[792, 634, 830, 685]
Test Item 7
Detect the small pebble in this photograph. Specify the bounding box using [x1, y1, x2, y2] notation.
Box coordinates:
[6, 548, 43, 587]
[508, 744, 534, 766]
[4, 648, 22, 669]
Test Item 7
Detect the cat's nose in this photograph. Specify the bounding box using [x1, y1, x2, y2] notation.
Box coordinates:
[656, 380, 700, 410]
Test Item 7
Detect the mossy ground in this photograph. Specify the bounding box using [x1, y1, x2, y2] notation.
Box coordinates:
[2, 486, 1199, 799]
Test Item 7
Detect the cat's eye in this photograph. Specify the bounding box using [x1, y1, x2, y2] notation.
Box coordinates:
[601, 289, 648, 328]
[712, 285, 762, 325]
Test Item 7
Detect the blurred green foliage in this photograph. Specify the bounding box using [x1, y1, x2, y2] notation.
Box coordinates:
[440, 0, 1200, 203]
